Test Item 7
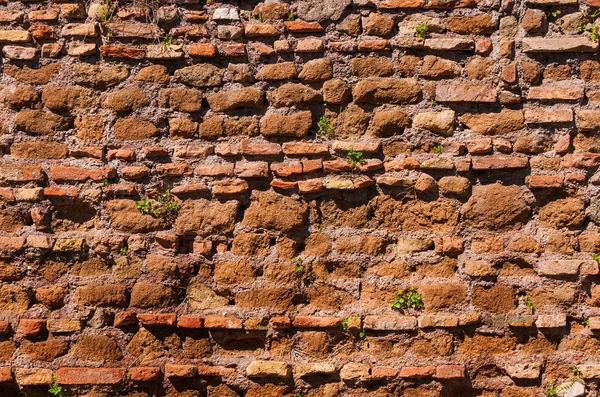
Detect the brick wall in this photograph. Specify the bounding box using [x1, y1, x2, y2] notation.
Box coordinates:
[0, 0, 599, 395]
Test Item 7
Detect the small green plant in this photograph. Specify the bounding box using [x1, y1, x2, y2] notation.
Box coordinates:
[48, 373, 66, 397]
[593, 253, 600, 264]
[433, 144, 442, 154]
[595, 139, 600, 152]
[293, 393, 304, 397]
[119, 245, 128, 255]
[429, 99, 436, 105]
[102, 178, 116, 187]
[358, 330, 366, 339]
[579, 8, 600, 41]
[551, 10, 561, 18]
[293, 257, 315, 284]
[390, 287, 424, 311]
[572, 367, 584, 379]
[161, 33, 173, 47]
[544, 381, 558, 397]
[317, 115, 334, 138]
[582, 318, 590, 327]
[346, 149, 365, 168]
[341, 316, 349, 329]
[523, 295, 534, 313]
[287, 11, 296, 21]
[415, 24, 429, 38]
[126, 370, 131, 380]
[257, 9, 264, 23]
[135, 190, 180, 223]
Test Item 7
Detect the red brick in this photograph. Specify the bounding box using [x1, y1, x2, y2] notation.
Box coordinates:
[271, 180, 297, 189]
[528, 85, 584, 101]
[384, 157, 420, 171]
[358, 39, 390, 52]
[298, 178, 323, 193]
[323, 159, 353, 173]
[435, 365, 465, 379]
[0, 367, 12, 382]
[282, 142, 329, 155]
[165, 364, 197, 378]
[0, 165, 44, 182]
[302, 159, 323, 173]
[0, 321, 9, 335]
[213, 179, 249, 194]
[16, 319, 45, 337]
[471, 156, 528, 170]
[100, 45, 145, 59]
[292, 316, 342, 328]
[271, 162, 303, 177]
[525, 175, 563, 189]
[400, 366, 435, 378]
[113, 311, 137, 327]
[128, 367, 160, 382]
[197, 365, 236, 377]
[563, 153, 600, 168]
[371, 366, 398, 379]
[188, 43, 217, 57]
[56, 368, 126, 385]
[436, 85, 497, 103]
[285, 20, 323, 33]
[379, 0, 425, 8]
[137, 313, 177, 327]
[49, 166, 115, 182]
[269, 316, 291, 328]
[178, 316, 204, 329]
[218, 43, 246, 57]
[203, 316, 243, 329]
[241, 140, 282, 156]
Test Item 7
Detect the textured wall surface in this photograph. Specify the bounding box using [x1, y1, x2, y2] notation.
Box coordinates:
[2, 0, 600, 395]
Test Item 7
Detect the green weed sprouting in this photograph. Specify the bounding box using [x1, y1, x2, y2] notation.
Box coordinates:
[433, 144, 442, 154]
[523, 295, 534, 313]
[287, 11, 296, 21]
[582, 318, 590, 327]
[135, 190, 180, 223]
[161, 33, 173, 47]
[341, 316, 349, 328]
[578, 8, 600, 41]
[48, 373, 65, 397]
[317, 115, 334, 138]
[415, 24, 429, 38]
[119, 246, 128, 255]
[346, 149, 365, 168]
[391, 287, 424, 311]
[257, 9, 264, 23]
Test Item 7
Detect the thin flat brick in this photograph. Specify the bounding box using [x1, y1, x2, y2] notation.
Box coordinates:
[528, 86, 585, 101]
[178, 316, 204, 328]
[522, 37, 598, 53]
[363, 315, 417, 330]
[471, 156, 528, 170]
[292, 316, 343, 328]
[436, 85, 497, 103]
[435, 365, 465, 379]
[137, 313, 177, 326]
[203, 316, 243, 329]
[56, 368, 126, 385]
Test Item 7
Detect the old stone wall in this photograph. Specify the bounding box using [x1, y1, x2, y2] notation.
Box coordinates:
[0, 0, 599, 395]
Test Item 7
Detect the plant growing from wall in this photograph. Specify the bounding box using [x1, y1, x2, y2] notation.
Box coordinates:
[48, 373, 65, 397]
[346, 149, 365, 168]
[433, 144, 442, 154]
[579, 8, 600, 41]
[135, 190, 180, 223]
[317, 115, 334, 138]
[287, 11, 296, 21]
[415, 24, 429, 38]
[391, 287, 423, 311]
